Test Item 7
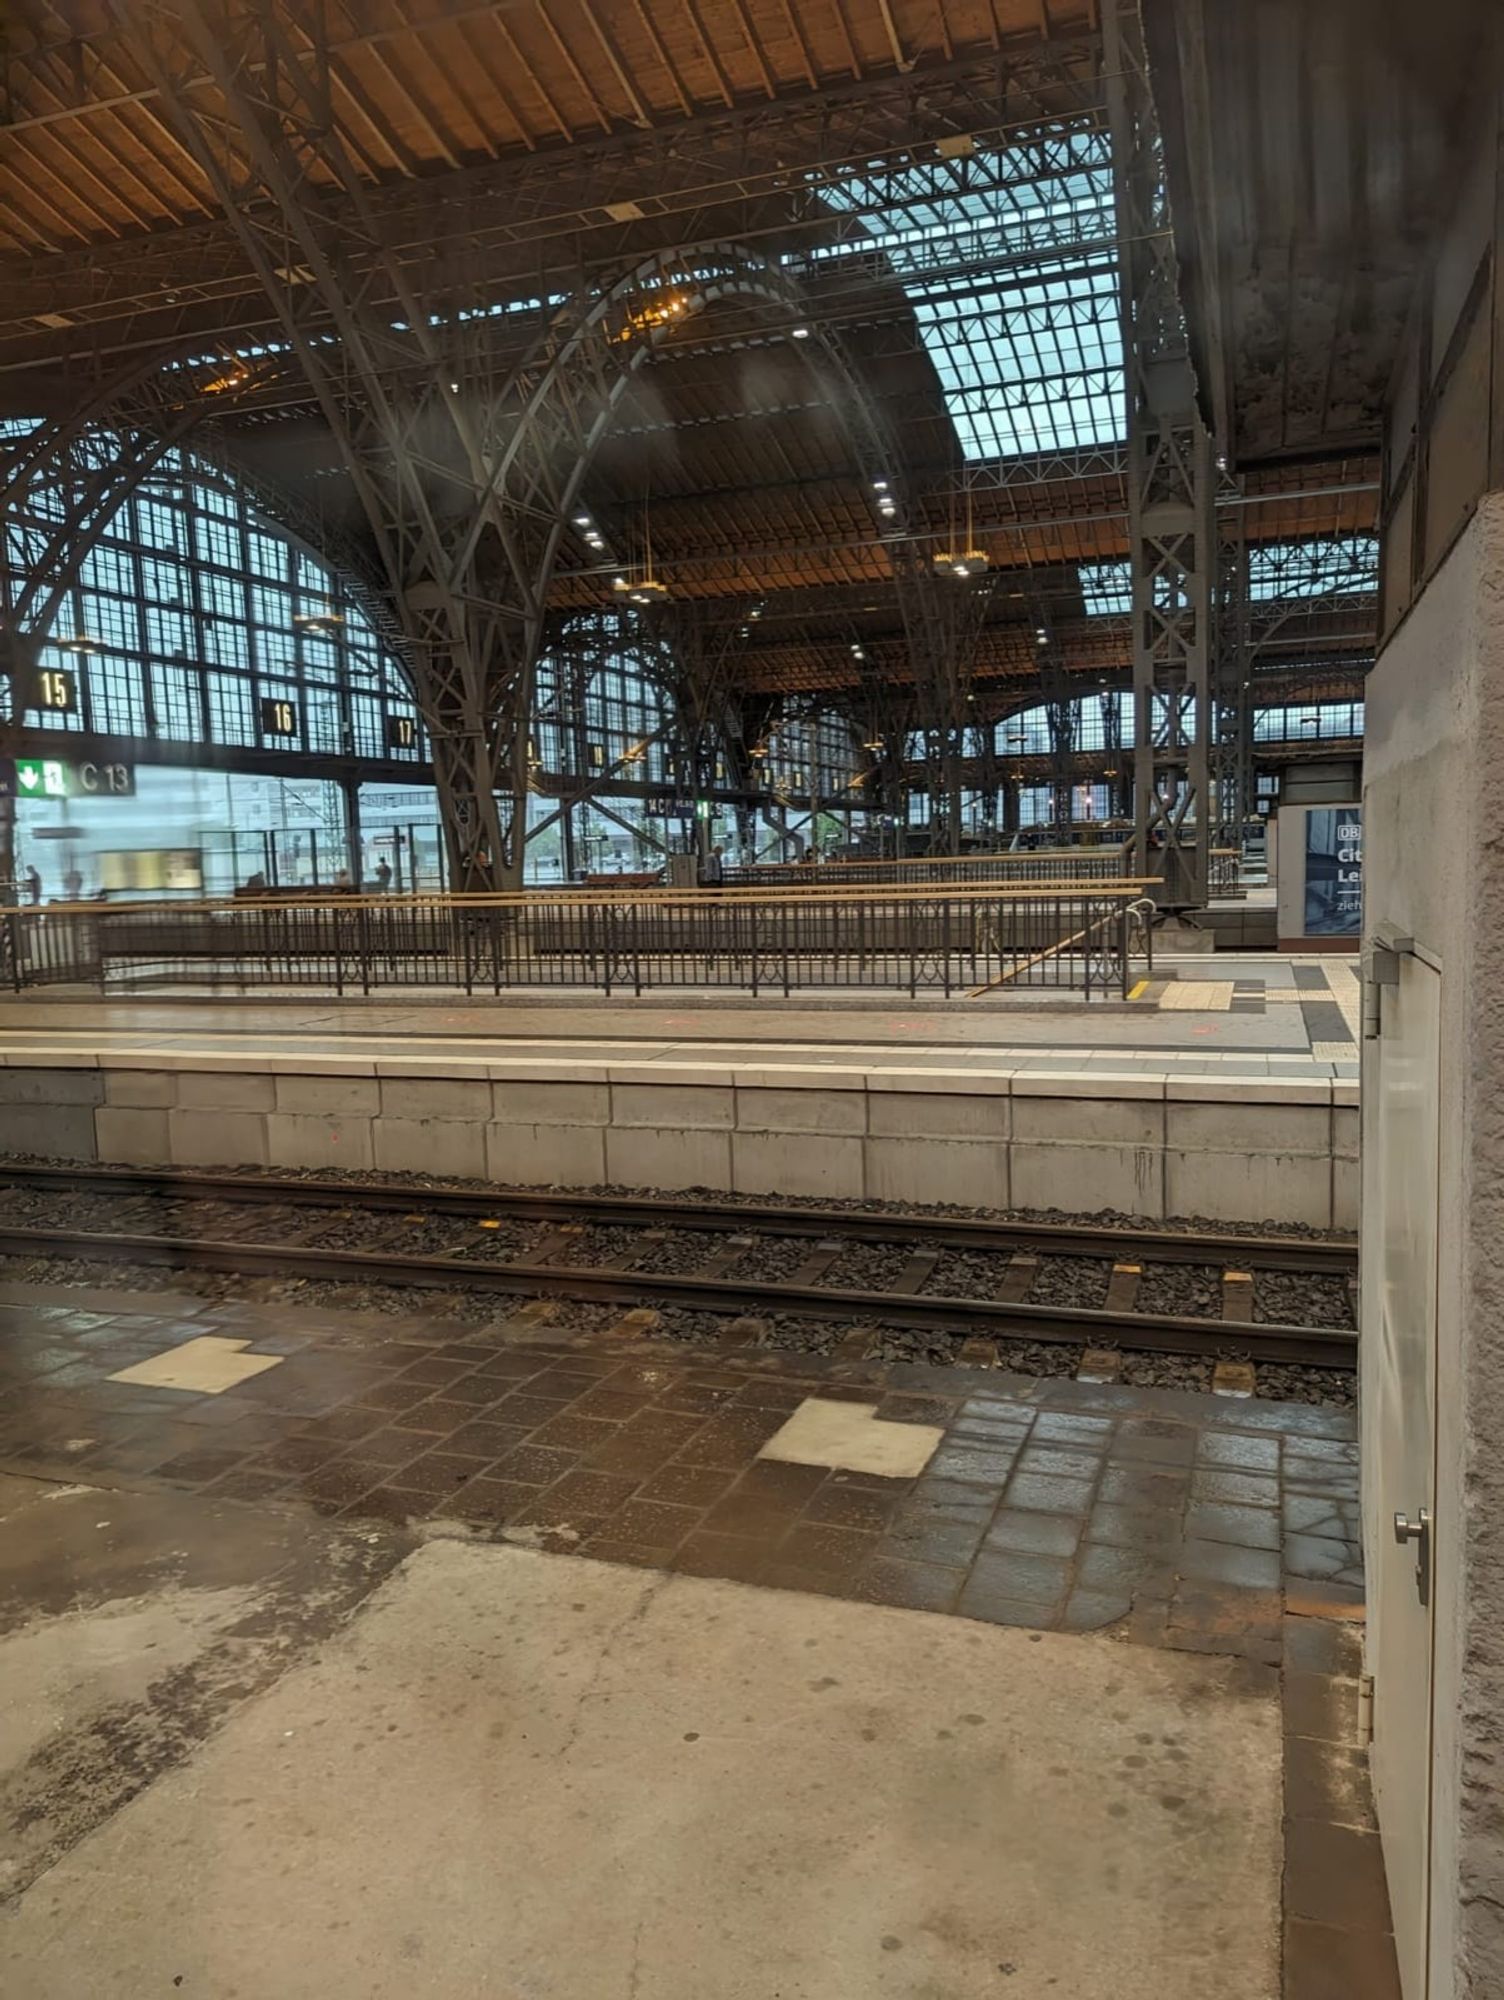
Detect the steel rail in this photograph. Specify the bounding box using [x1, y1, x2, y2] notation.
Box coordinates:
[0, 1163, 1359, 1276]
[0, 1224, 1356, 1370]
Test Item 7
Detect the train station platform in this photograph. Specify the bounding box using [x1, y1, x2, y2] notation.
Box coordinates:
[0, 1276, 1391, 1998]
[0, 955, 1361, 1229]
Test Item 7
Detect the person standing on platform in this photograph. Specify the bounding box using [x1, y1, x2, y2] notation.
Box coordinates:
[801, 843, 817, 865]
[22, 865, 41, 905]
[374, 857, 393, 893]
[62, 865, 83, 900]
[702, 844, 725, 887]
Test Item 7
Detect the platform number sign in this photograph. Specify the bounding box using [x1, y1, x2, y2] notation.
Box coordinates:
[260, 695, 299, 739]
[386, 714, 418, 752]
[33, 667, 77, 714]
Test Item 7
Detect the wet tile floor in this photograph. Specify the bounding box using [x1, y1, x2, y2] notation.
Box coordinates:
[0, 1285, 1363, 1650]
[0, 1279, 1394, 1997]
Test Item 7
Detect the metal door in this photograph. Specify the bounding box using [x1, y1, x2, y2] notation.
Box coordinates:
[1363, 943, 1441, 2000]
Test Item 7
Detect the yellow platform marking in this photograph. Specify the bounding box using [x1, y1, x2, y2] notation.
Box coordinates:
[1127, 978, 1149, 1000]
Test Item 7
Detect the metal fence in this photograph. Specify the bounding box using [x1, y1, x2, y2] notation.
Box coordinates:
[720, 847, 1134, 890]
[0, 886, 1154, 1001]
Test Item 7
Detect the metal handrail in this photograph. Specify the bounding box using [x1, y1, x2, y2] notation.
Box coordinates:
[0, 885, 1151, 1002]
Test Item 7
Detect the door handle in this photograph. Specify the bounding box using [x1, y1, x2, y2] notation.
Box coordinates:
[1394, 1507, 1433, 1606]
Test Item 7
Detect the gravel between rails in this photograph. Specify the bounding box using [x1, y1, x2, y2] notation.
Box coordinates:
[299, 1211, 475, 1257]
[1249, 1363, 1356, 1408]
[630, 1230, 729, 1278]
[724, 1236, 818, 1283]
[923, 1249, 1027, 1300]
[1134, 1263, 1223, 1318]
[653, 1308, 845, 1355]
[1027, 1255, 1113, 1311]
[0, 1154, 1352, 1242]
[817, 1242, 918, 1293]
[1119, 1351, 1214, 1393]
[1255, 1270, 1355, 1328]
[563, 1225, 652, 1269]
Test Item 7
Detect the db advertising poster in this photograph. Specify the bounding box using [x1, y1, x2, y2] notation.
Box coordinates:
[1304, 807, 1363, 937]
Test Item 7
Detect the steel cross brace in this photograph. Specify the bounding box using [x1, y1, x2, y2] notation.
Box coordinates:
[1102, 0, 1214, 908]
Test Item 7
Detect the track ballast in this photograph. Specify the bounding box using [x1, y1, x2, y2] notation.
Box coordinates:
[0, 1163, 1358, 1374]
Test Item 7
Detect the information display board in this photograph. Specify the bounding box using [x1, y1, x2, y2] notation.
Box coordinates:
[1303, 806, 1363, 937]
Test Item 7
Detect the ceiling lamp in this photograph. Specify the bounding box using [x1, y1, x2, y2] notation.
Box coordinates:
[201, 362, 252, 396]
[935, 470, 989, 578]
[56, 634, 101, 652]
[293, 609, 346, 632]
[612, 496, 671, 606]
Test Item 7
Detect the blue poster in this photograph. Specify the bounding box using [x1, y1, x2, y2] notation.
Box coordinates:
[1304, 807, 1363, 936]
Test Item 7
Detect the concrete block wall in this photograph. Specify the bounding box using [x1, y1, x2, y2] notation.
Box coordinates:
[0, 1055, 1358, 1229]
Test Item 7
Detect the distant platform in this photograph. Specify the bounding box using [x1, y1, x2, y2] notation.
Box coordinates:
[0, 952, 1360, 1081]
[0, 955, 1358, 1230]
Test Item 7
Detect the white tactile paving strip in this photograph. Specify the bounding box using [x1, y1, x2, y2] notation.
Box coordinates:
[108, 1336, 284, 1395]
[758, 1398, 943, 1479]
[1157, 982, 1234, 1011]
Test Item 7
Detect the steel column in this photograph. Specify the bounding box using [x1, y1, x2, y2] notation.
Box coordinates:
[1103, 0, 1215, 908]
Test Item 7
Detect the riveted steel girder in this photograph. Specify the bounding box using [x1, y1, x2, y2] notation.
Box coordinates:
[116, 0, 945, 890]
[1103, 0, 1214, 907]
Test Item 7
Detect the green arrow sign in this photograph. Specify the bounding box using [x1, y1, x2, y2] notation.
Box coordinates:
[15, 759, 69, 798]
[13, 758, 135, 799]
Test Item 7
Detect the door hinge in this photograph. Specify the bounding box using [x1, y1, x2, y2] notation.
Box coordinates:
[1358, 1672, 1375, 1746]
[1363, 939, 1401, 1039]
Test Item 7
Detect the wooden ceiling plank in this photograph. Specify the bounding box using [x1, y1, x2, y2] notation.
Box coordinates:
[630, 0, 693, 116]
[679, 0, 736, 109]
[327, 52, 424, 177]
[577, 0, 655, 128]
[0, 193, 59, 253]
[41, 39, 220, 220]
[31, 37, 220, 221]
[452, 16, 540, 151]
[46, 121, 184, 238]
[6, 128, 132, 243]
[103, 103, 217, 217]
[407, 28, 503, 159]
[494, 16, 573, 143]
[935, 0, 955, 64]
[20, 54, 171, 233]
[361, 35, 464, 170]
[534, 1, 613, 135]
[773, 0, 819, 89]
[1, 141, 104, 243]
[827, 0, 866, 81]
[874, 0, 911, 74]
[725, 0, 778, 98]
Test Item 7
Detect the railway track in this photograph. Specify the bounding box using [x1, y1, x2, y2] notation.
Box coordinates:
[0, 1163, 1358, 1373]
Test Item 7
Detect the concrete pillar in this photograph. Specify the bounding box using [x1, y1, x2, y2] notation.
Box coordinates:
[1363, 491, 1504, 1999]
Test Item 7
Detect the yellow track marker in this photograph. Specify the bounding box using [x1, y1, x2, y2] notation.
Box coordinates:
[1127, 978, 1148, 1000]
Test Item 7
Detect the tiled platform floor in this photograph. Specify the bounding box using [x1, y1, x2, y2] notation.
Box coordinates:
[0, 1280, 1394, 1995]
[0, 1286, 1362, 1646]
[0, 954, 1362, 1081]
